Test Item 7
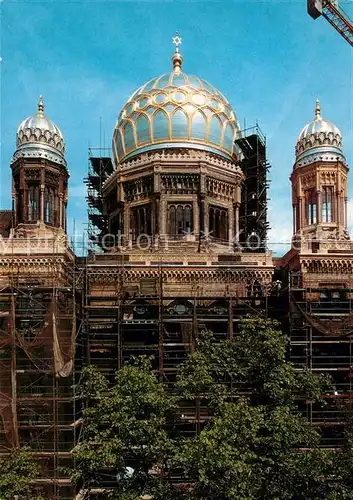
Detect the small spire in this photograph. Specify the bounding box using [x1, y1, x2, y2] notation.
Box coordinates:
[38, 95, 44, 117]
[315, 98, 321, 119]
[172, 32, 183, 74]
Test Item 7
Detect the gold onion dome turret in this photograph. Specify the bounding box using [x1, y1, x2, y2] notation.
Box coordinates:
[113, 34, 241, 165]
[13, 95, 66, 166]
[295, 99, 344, 166]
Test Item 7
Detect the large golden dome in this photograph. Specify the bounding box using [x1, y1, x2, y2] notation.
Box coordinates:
[112, 41, 240, 165]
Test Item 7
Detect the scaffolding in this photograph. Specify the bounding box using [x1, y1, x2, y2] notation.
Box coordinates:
[0, 256, 84, 500]
[82, 256, 279, 403]
[85, 148, 113, 252]
[235, 125, 271, 253]
[288, 272, 353, 446]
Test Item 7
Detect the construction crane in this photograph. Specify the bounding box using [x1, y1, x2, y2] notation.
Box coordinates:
[308, 0, 353, 46]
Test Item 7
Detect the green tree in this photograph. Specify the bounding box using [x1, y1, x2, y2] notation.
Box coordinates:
[72, 358, 182, 500]
[175, 317, 335, 499]
[74, 317, 353, 499]
[0, 447, 43, 500]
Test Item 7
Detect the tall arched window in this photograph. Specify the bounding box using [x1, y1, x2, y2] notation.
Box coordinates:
[191, 111, 206, 140]
[184, 205, 192, 234]
[131, 204, 152, 241]
[168, 205, 176, 235]
[306, 189, 317, 225]
[28, 185, 39, 222]
[209, 116, 222, 145]
[136, 115, 151, 145]
[208, 205, 228, 240]
[176, 205, 184, 234]
[172, 110, 188, 138]
[223, 123, 234, 151]
[168, 204, 193, 236]
[322, 186, 333, 223]
[154, 111, 169, 140]
[44, 187, 55, 224]
[124, 122, 136, 153]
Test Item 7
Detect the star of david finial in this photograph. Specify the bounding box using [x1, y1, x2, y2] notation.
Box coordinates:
[172, 33, 182, 53]
[172, 33, 183, 73]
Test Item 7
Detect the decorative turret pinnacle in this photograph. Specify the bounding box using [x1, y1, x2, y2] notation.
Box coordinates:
[315, 98, 321, 119]
[172, 33, 183, 74]
[38, 95, 44, 117]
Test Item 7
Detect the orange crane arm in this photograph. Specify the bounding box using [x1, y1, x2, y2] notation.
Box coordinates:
[308, 0, 353, 47]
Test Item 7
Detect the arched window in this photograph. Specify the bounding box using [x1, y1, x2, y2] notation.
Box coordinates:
[136, 115, 151, 145]
[184, 205, 192, 234]
[223, 123, 234, 151]
[168, 205, 176, 235]
[123, 122, 136, 153]
[131, 204, 152, 241]
[176, 205, 184, 234]
[191, 111, 206, 140]
[306, 189, 317, 225]
[116, 130, 125, 158]
[44, 187, 55, 224]
[220, 210, 227, 240]
[209, 205, 228, 240]
[28, 185, 39, 222]
[168, 204, 193, 236]
[322, 186, 333, 223]
[153, 111, 169, 140]
[172, 110, 188, 138]
[209, 116, 222, 145]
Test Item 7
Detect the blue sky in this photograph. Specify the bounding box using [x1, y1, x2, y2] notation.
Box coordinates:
[1, 0, 353, 256]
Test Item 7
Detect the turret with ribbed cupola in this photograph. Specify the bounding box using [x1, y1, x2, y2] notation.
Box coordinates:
[290, 100, 351, 252]
[11, 96, 69, 234]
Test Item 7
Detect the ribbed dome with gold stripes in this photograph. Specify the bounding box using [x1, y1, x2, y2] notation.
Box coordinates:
[113, 37, 240, 164]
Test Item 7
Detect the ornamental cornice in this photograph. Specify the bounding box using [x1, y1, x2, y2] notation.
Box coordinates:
[0, 256, 67, 268]
[103, 149, 242, 188]
[300, 257, 353, 274]
[86, 266, 273, 284]
[294, 150, 347, 169]
[11, 146, 67, 168]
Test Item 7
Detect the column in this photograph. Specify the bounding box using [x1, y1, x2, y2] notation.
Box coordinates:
[340, 193, 345, 229]
[300, 197, 306, 229]
[336, 191, 340, 226]
[193, 198, 199, 236]
[123, 201, 130, 246]
[228, 203, 234, 247]
[59, 193, 63, 229]
[154, 197, 160, 236]
[204, 200, 209, 236]
[234, 203, 240, 243]
[40, 185, 45, 222]
[316, 190, 322, 224]
[199, 196, 205, 236]
[160, 195, 167, 235]
[292, 204, 296, 234]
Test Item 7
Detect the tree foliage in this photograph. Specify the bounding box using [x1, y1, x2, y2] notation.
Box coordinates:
[0, 447, 43, 500]
[73, 317, 353, 499]
[73, 358, 180, 500]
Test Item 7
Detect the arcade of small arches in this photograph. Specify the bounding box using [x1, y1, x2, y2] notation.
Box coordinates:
[293, 184, 348, 234]
[111, 200, 235, 244]
[12, 166, 68, 231]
